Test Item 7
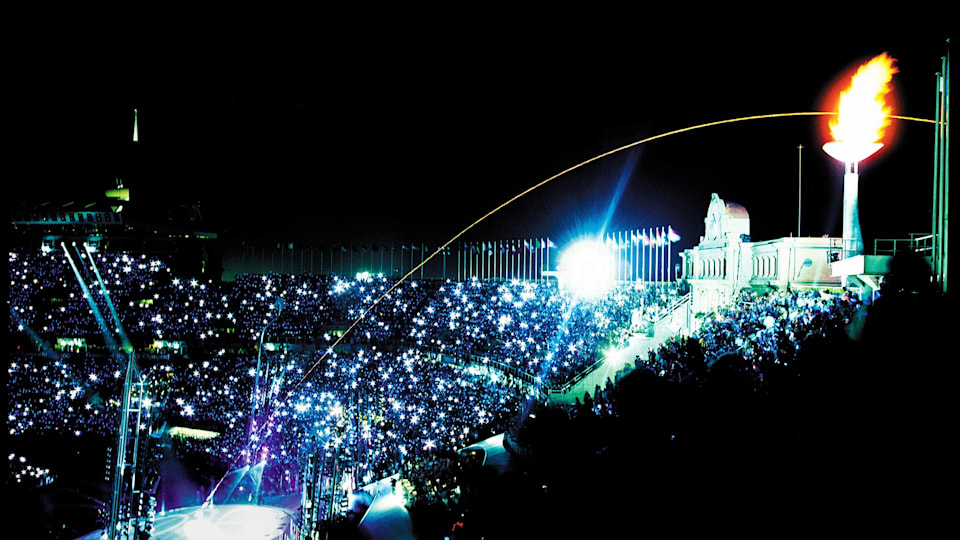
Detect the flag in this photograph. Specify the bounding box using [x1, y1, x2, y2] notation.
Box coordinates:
[668, 227, 681, 243]
[641, 232, 650, 246]
[547, 238, 556, 249]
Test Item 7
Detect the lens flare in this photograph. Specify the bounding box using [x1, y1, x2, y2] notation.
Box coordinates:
[559, 239, 615, 299]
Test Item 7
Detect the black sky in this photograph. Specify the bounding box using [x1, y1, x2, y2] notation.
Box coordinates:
[11, 24, 952, 255]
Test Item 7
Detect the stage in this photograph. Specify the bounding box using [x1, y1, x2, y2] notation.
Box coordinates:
[76, 503, 295, 540]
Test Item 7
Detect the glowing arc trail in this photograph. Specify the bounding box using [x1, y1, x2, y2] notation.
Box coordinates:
[293, 111, 933, 388]
[208, 111, 937, 502]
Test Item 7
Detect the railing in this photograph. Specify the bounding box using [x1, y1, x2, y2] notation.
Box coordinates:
[546, 293, 692, 396]
[826, 237, 861, 262]
[654, 293, 690, 326]
[874, 233, 933, 255]
[549, 356, 606, 395]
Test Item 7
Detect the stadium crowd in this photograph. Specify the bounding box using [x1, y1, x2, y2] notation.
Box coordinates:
[643, 287, 860, 387]
[8, 248, 655, 504]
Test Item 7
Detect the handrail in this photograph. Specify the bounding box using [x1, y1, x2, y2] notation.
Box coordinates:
[874, 234, 934, 255]
[653, 293, 691, 326]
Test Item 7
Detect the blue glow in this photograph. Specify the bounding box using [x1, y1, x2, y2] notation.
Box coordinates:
[598, 149, 640, 239]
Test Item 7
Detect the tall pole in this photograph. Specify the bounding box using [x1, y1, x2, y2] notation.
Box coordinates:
[843, 161, 865, 257]
[933, 48, 951, 293]
[545, 239, 549, 282]
[798, 144, 803, 237]
[944, 46, 950, 294]
[643, 229, 647, 284]
[108, 352, 136, 540]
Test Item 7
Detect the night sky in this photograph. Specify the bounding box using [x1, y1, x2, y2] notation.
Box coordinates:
[11, 25, 952, 256]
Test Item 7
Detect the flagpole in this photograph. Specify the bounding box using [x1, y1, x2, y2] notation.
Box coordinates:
[646, 229, 651, 284]
[654, 229, 659, 285]
[659, 227, 667, 291]
[668, 226, 672, 284]
[486, 242, 490, 281]
[650, 227, 657, 285]
[651, 230, 656, 285]
[617, 231, 624, 281]
[523, 239, 528, 281]
[545, 238, 550, 283]
[488, 242, 492, 281]
[515, 239, 519, 280]
[525, 239, 530, 281]
[642, 230, 646, 284]
[657, 228, 661, 286]
[527, 239, 532, 281]
[488, 242, 492, 282]
[520, 240, 524, 281]
[538, 238, 543, 281]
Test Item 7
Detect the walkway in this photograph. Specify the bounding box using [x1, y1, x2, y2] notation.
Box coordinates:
[551, 295, 691, 404]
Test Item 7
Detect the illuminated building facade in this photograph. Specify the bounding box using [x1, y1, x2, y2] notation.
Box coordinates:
[679, 193, 843, 318]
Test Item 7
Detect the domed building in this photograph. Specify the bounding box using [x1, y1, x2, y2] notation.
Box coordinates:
[679, 193, 845, 320]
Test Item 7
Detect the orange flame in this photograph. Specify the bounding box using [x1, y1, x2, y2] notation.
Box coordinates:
[829, 53, 898, 145]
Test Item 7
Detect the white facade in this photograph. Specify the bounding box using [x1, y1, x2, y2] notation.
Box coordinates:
[680, 193, 842, 315]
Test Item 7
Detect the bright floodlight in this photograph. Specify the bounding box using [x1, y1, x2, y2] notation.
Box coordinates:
[559, 239, 614, 299]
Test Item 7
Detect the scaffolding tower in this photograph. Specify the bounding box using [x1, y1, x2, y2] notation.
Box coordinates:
[106, 353, 158, 539]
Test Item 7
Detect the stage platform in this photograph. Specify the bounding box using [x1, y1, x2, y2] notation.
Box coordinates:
[75, 503, 295, 540]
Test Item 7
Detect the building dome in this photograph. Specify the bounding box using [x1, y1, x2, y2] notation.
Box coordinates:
[724, 201, 749, 220]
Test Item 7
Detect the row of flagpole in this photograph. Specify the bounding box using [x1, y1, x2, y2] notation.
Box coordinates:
[455, 226, 680, 283]
[236, 226, 680, 282]
[457, 238, 556, 282]
[596, 226, 681, 284]
[240, 242, 434, 278]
